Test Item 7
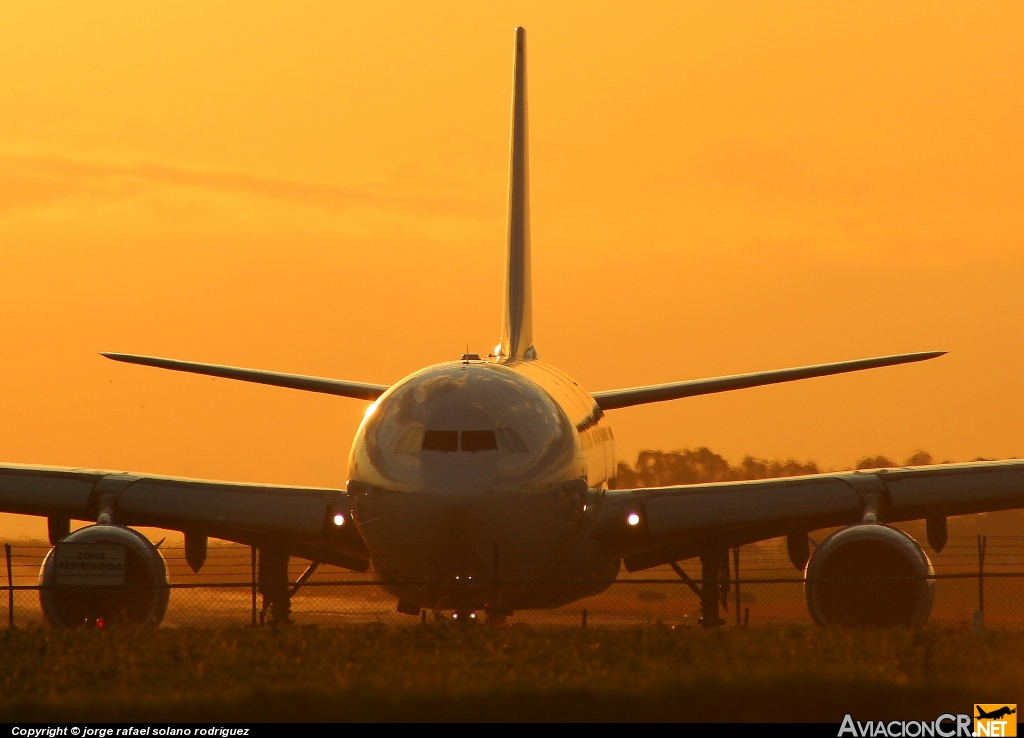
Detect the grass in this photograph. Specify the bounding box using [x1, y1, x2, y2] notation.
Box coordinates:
[0, 624, 1019, 722]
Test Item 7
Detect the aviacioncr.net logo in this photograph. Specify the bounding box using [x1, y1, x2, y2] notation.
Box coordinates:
[839, 714, 973, 737]
[974, 705, 1017, 737]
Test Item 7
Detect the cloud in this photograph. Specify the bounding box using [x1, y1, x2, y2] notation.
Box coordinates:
[0, 150, 497, 221]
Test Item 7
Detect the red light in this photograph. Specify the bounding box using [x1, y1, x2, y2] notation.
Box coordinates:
[96, 618, 105, 628]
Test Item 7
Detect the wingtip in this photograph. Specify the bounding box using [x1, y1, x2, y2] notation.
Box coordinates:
[101, 352, 144, 364]
[896, 350, 946, 364]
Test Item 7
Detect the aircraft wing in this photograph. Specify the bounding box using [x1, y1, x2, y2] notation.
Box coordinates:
[0, 463, 369, 570]
[591, 459, 1024, 571]
[102, 353, 389, 401]
[592, 352, 944, 410]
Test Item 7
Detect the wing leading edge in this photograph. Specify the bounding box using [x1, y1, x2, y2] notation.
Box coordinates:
[592, 351, 945, 410]
[593, 459, 1024, 571]
[102, 353, 388, 401]
[0, 463, 369, 571]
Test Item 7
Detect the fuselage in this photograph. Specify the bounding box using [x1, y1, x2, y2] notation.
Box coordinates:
[346, 358, 620, 613]
[78, 27, 955, 625]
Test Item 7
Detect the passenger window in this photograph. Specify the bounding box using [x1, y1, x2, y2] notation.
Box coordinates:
[421, 430, 458, 453]
[497, 427, 527, 453]
[393, 428, 424, 454]
[461, 430, 498, 453]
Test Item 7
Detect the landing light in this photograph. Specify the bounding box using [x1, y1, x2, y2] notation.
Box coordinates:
[363, 400, 379, 419]
[333, 513, 345, 527]
[627, 513, 640, 526]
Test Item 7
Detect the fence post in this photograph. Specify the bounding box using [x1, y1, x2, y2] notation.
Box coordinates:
[977, 534, 987, 613]
[250, 545, 257, 627]
[5, 543, 13, 629]
[733, 546, 741, 627]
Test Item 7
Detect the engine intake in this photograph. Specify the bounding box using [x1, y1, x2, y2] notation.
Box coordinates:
[39, 525, 170, 628]
[805, 524, 934, 627]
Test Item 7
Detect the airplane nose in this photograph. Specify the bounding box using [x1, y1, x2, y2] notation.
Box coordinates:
[419, 447, 500, 496]
[349, 361, 578, 496]
[350, 478, 587, 610]
[350, 487, 499, 597]
[423, 500, 496, 585]
[346, 361, 583, 609]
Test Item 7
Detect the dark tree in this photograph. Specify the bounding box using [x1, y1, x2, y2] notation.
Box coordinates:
[615, 447, 818, 488]
[855, 455, 896, 470]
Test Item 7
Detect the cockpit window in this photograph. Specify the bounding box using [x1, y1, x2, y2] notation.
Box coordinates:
[460, 430, 498, 453]
[498, 427, 527, 453]
[396, 428, 525, 454]
[421, 430, 458, 453]
[394, 428, 424, 454]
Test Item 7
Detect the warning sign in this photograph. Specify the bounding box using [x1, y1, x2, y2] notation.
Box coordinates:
[54, 543, 126, 586]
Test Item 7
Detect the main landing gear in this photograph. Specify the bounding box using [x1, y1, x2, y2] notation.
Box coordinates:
[669, 546, 731, 628]
[258, 545, 291, 625]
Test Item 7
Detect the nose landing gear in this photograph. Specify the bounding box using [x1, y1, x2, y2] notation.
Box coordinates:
[485, 606, 512, 626]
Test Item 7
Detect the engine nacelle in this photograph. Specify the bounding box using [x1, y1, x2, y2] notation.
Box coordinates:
[804, 524, 934, 627]
[39, 525, 170, 628]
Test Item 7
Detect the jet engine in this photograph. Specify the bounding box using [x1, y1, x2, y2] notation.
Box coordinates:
[39, 524, 170, 628]
[804, 524, 934, 627]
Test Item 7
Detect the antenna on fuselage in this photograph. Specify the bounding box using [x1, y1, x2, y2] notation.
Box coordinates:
[496, 27, 536, 361]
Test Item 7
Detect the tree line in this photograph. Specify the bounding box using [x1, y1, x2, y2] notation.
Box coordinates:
[613, 448, 942, 488]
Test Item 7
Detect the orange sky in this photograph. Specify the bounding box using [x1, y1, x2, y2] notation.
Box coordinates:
[1, 2, 1023, 538]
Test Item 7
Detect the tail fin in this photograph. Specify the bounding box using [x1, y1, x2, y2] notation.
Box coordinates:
[497, 27, 536, 360]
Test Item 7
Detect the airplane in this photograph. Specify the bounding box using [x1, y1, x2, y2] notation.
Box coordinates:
[2, 27, 1023, 628]
[976, 707, 1016, 721]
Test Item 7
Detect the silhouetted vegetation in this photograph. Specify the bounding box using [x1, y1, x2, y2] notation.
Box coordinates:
[904, 450, 935, 466]
[616, 448, 949, 488]
[615, 448, 819, 488]
[854, 451, 943, 469]
[855, 454, 897, 469]
[0, 625, 1019, 721]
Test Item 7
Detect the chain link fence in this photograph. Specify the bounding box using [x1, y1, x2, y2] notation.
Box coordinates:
[3, 535, 1022, 628]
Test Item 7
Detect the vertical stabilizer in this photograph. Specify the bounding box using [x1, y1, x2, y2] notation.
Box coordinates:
[497, 27, 536, 360]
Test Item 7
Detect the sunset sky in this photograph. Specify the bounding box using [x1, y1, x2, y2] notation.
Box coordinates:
[1, 2, 1022, 538]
